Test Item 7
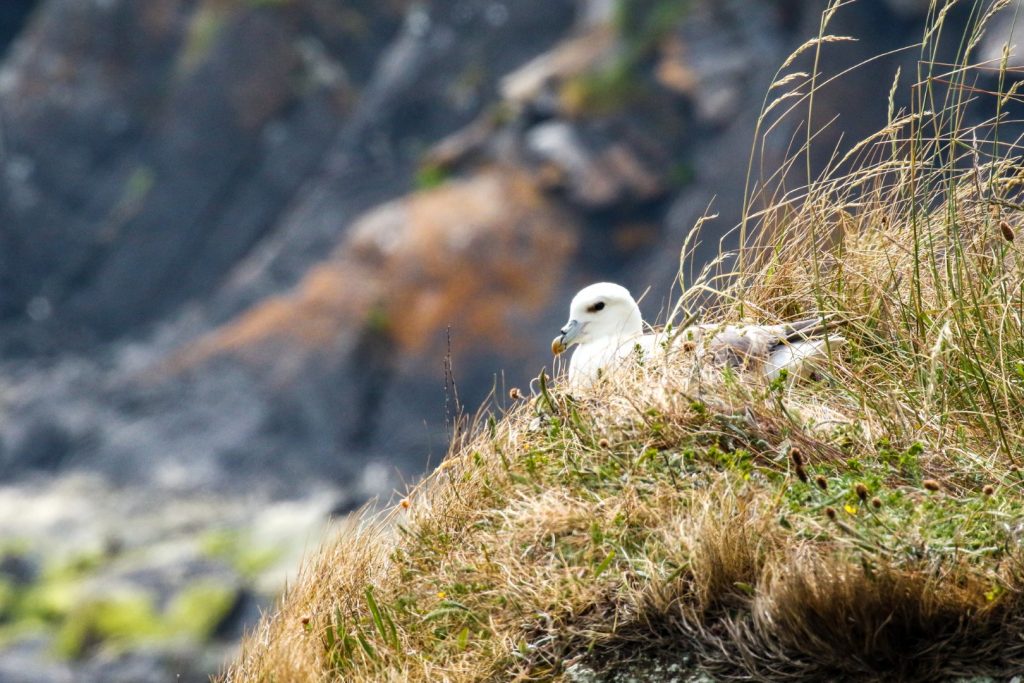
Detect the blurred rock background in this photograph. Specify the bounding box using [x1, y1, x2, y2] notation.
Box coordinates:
[0, 0, 1016, 680]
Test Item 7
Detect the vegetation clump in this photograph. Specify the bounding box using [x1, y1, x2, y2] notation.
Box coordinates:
[224, 3, 1024, 681]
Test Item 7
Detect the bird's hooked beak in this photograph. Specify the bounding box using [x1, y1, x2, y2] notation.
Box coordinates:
[552, 319, 584, 355]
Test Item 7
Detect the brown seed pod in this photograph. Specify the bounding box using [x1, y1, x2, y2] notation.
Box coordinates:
[983, 484, 995, 496]
[923, 479, 941, 492]
[789, 447, 803, 467]
[825, 507, 837, 520]
[871, 497, 882, 509]
[1000, 220, 1015, 242]
[855, 483, 869, 501]
[815, 475, 828, 491]
[598, 438, 610, 449]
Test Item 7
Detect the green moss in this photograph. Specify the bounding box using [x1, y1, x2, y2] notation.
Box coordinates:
[614, 0, 692, 59]
[178, 5, 228, 77]
[118, 166, 155, 214]
[0, 549, 114, 631]
[0, 540, 30, 558]
[201, 529, 281, 579]
[18, 578, 80, 625]
[562, 60, 643, 116]
[486, 102, 515, 127]
[668, 162, 695, 188]
[167, 582, 239, 640]
[365, 305, 391, 335]
[43, 550, 107, 582]
[0, 543, 252, 657]
[562, 0, 692, 116]
[415, 164, 450, 191]
[54, 594, 163, 660]
[200, 529, 237, 558]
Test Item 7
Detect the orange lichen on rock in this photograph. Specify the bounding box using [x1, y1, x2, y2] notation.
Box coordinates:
[373, 168, 576, 353]
[215, 265, 369, 350]
[169, 260, 376, 374]
[173, 167, 578, 375]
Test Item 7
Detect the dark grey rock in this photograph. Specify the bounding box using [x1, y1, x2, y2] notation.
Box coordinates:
[6, 420, 74, 472]
[0, 550, 36, 585]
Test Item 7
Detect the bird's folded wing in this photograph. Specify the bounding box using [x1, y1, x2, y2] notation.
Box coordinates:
[674, 317, 842, 368]
[780, 316, 838, 344]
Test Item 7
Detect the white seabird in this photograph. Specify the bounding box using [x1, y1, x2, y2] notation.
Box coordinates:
[550, 282, 844, 387]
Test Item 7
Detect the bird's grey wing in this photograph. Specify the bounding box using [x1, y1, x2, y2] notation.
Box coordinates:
[710, 326, 774, 367]
[712, 318, 835, 367]
[779, 317, 836, 345]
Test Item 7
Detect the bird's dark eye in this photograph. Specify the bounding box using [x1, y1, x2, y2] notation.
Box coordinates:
[588, 301, 606, 313]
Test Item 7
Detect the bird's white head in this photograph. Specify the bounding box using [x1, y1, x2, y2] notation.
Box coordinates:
[551, 282, 643, 355]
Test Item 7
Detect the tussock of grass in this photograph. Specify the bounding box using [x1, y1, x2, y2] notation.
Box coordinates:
[224, 3, 1024, 681]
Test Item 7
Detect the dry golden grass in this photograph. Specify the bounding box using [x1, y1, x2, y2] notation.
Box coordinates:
[223, 3, 1024, 681]
[221, 346, 1024, 680]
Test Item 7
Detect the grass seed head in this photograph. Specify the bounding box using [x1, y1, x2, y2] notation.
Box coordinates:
[1000, 220, 1015, 242]
[790, 448, 809, 482]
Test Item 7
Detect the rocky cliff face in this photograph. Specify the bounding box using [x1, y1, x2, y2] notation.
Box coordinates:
[0, 0, 1012, 679]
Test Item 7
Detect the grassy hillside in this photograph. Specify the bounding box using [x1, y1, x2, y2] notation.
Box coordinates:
[223, 4, 1024, 681]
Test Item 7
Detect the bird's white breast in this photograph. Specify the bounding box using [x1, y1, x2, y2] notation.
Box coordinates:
[567, 333, 663, 387]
